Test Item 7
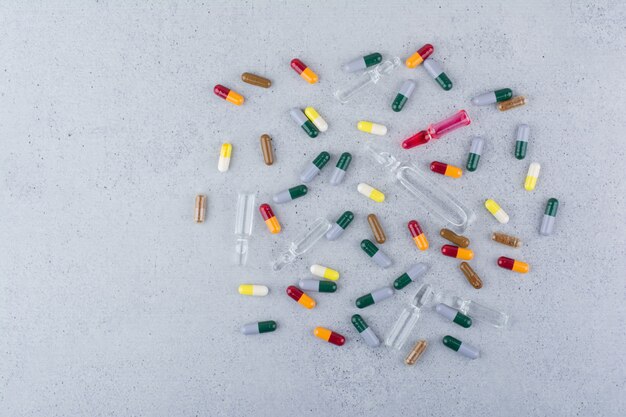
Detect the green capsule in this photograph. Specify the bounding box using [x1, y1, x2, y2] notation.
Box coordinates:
[436, 73, 453, 91]
[466, 137, 484, 172]
[356, 286, 394, 309]
[394, 274, 412, 290]
[290, 108, 319, 138]
[442, 335, 479, 359]
[356, 293, 375, 308]
[364, 53, 383, 67]
[336, 211, 354, 229]
[424, 59, 453, 91]
[336, 152, 352, 171]
[299, 278, 337, 293]
[351, 314, 368, 332]
[312, 151, 330, 169]
[545, 198, 559, 216]
[391, 80, 416, 112]
[495, 88, 513, 102]
[360, 239, 379, 257]
[258, 320, 277, 333]
[515, 124, 530, 160]
[288, 185, 308, 199]
[436, 304, 472, 328]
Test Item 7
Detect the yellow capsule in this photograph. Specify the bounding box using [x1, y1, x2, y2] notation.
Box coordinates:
[310, 264, 339, 281]
[357, 183, 385, 203]
[524, 162, 541, 191]
[238, 284, 269, 296]
[357, 120, 387, 136]
[304, 106, 328, 132]
[218, 143, 232, 172]
[485, 199, 509, 224]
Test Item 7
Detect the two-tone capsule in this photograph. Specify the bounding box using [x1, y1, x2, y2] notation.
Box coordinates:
[290, 58, 318, 84]
[392, 80, 416, 112]
[300, 151, 330, 183]
[259, 203, 281, 234]
[351, 314, 380, 347]
[471, 88, 513, 106]
[290, 108, 319, 138]
[357, 183, 385, 202]
[497, 257, 529, 274]
[218, 143, 232, 172]
[355, 286, 394, 308]
[273, 185, 308, 204]
[360, 239, 392, 268]
[286, 285, 316, 309]
[423, 59, 452, 91]
[498, 96, 527, 111]
[238, 284, 269, 297]
[357, 120, 387, 136]
[367, 214, 386, 244]
[326, 211, 354, 241]
[524, 162, 541, 191]
[485, 199, 509, 224]
[342, 52, 382, 73]
[310, 264, 339, 281]
[440, 228, 469, 248]
[330, 152, 352, 185]
[515, 124, 530, 160]
[406, 44, 433, 68]
[393, 263, 429, 290]
[540, 198, 559, 236]
[430, 161, 462, 178]
[241, 72, 271, 88]
[299, 279, 337, 293]
[466, 137, 484, 172]
[408, 220, 428, 251]
[194, 194, 206, 223]
[435, 304, 472, 328]
[441, 245, 474, 261]
[241, 320, 277, 335]
[314, 327, 345, 346]
[304, 107, 328, 132]
[442, 335, 479, 359]
[213, 84, 244, 106]
[459, 262, 483, 289]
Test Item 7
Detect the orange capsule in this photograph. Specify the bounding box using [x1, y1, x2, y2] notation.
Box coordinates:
[259, 203, 281, 234]
[290, 58, 318, 84]
[441, 245, 474, 261]
[408, 220, 429, 251]
[430, 161, 462, 178]
[213, 84, 244, 106]
[286, 285, 316, 309]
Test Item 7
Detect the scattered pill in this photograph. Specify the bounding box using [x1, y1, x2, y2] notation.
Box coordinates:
[393, 262, 429, 290]
[498, 95, 526, 111]
[326, 211, 354, 241]
[213, 84, 244, 106]
[367, 214, 386, 244]
[357, 120, 387, 136]
[466, 136, 484, 172]
[238, 284, 269, 297]
[330, 152, 352, 185]
[471, 88, 513, 106]
[423, 58, 452, 91]
[405, 340, 428, 365]
[357, 183, 385, 202]
[286, 285, 316, 309]
[439, 228, 469, 248]
[497, 256, 529, 274]
[485, 199, 509, 224]
[408, 220, 429, 251]
[430, 161, 462, 178]
[241, 320, 277, 335]
[218, 142, 232, 173]
[435, 303, 472, 328]
[540, 198, 559, 236]
[360, 239, 392, 268]
[299, 278, 337, 293]
[351, 314, 380, 347]
[356, 286, 394, 308]
[524, 162, 541, 191]
[491, 232, 521, 248]
[442, 335, 479, 359]
[392, 80, 416, 112]
[259, 203, 281, 234]
[342, 52, 383, 73]
[310, 264, 340, 281]
[515, 124, 530, 160]
[304, 106, 328, 132]
[290, 58, 318, 84]
[459, 262, 483, 289]
[314, 327, 345, 346]
[290, 108, 319, 138]
[441, 244, 474, 261]
[300, 151, 330, 183]
[260, 134, 274, 165]
[241, 72, 271, 88]
[194, 194, 206, 223]
[273, 185, 308, 204]
[406, 44, 433, 68]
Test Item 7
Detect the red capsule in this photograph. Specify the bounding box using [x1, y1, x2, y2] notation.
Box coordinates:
[213, 84, 244, 106]
[259, 203, 275, 221]
[430, 161, 463, 178]
[286, 285, 316, 309]
[314, 327, 346, 346]
[402, 130, 430, 149]
[497, 256, 529, 273]
[408, 220, 429, 251]
[441, 244, 474, 260]
[259, 203, 281, 234]
[290, 58, 318, 84]
[406, 44, 434, 68]
[408, 220, 424, 237]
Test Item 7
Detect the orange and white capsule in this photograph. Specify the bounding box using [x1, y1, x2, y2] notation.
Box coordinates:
[259, 203, 281, 234]
[430, 161, 462, 178]
[213, 84, 244, 106]
[408, 220, 428, 251]
[218, 143, 232, 172]
[290, 58, 318, 84]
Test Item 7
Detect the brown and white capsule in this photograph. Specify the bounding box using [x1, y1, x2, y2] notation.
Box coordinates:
[367, 214, 386, 244]
[491, 232, 521, 248]
[194, 195, 206, 223]
[440, 228, 470, 248]
[260, 134, 274, 165]
[241, 72, 272, 88]
[460, 262, 482, 289]
[405, 340, 428, 365]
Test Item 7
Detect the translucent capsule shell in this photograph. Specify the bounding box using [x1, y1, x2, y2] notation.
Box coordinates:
[194, 195, 206, 223]
[405, 340, 428, 365]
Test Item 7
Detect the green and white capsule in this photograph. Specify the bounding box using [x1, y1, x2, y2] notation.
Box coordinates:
[326, 211, 354, 241]
[300, 151, 330, 183]
[342, 52, 383, 73]
[298, 278, 337, 293]
[290, 108, 319, 138]
[241, 320, 277, 335]
[466, 136, 485, 172]
[423, 58, 452, 91]
[355, 286, 394, 309]
[392, 79, 416, 112]
[272, 184, 308, 204]
[435, 304, 472, 328]
[442, 335, 479, 359]
[360, 239, 392, 268]
[471, 88, 513, 106]
[351, 314, 380, 347]
[330, 152, 352, 185]
[540, 198, 559, 236]
[515, 124, 530, 160]
[393, 263, 429, 290]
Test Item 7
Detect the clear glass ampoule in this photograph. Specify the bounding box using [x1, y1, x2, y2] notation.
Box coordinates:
[433, 291, 509, 328]
[234, 192, 256, 266]
[334, 57, 401, 103]
[386, 284, 434, 349]
[272, 217, 331, 271]
[426, 109, 471, 140]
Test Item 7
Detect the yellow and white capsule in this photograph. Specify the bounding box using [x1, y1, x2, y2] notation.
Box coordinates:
[304, 107, 328, 132]
[485, 199, 509, 224]
[218, 143, 232, 173]
[357, 120, 387, 136]
[238, 284, 269, 296]
[524, 162, 541, 191]
[358, 183, 385, 203]
[310, 264, 339, 281]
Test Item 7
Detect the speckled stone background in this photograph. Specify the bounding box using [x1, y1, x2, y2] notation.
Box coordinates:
[1, 1, 625, 416]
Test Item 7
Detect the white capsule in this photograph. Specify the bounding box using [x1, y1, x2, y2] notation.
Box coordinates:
[304, 107, 328, 132]
[357, 120, 387, 136]
[238, 284, 269, 297]
[310, 264, 340, 280]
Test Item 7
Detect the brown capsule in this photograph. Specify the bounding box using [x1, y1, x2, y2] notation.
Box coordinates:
[260, 134, 274, 165]
[194, 195, 206, 223]
[439, 228, 470, 248]
[497, 96, 526, 111]
[241, 72, 271, 88]
[405, 340, 428, 365]
[491, 232, 521, 248]
[460, 262, 483, 289]
[367, 214, 386, 244]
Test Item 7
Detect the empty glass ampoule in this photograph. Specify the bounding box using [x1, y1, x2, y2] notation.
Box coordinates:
[365, 144, 474, 232]
[432, 289, 510, 328]
[272, 217, 331, 271]
[385, 284, 433, 349]
[334, 57, 401, 103]
[234, 192, 256, 266]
